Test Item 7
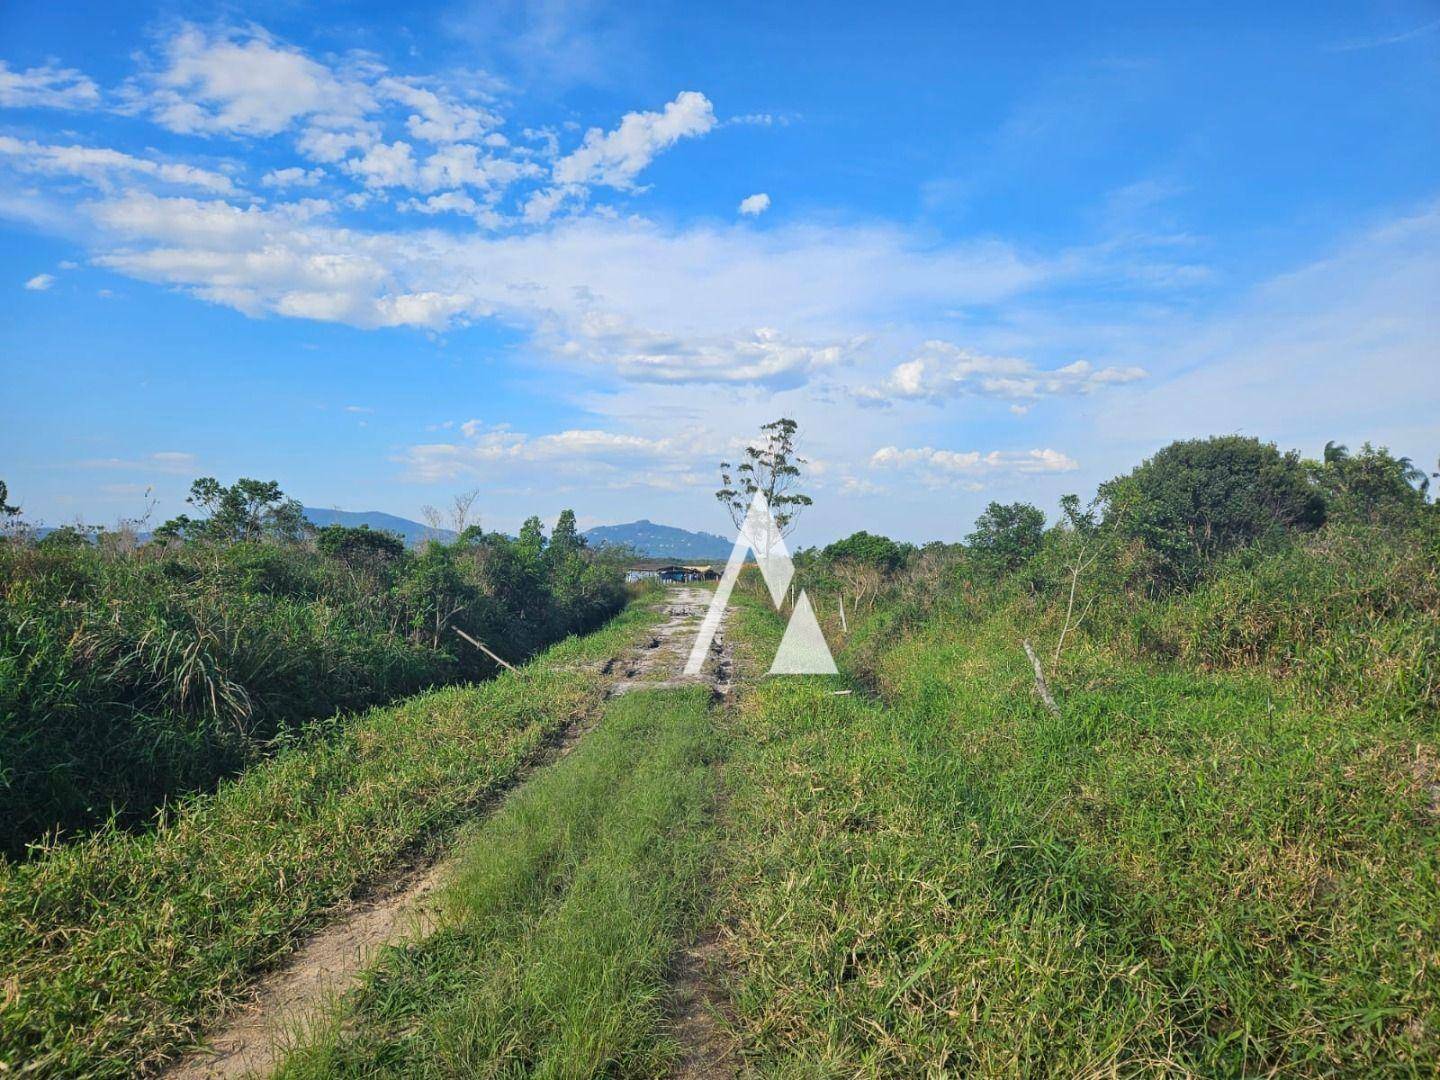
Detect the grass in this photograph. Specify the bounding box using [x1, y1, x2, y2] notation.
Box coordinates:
[274, 684, 721, 1079]
[0, 591, 662, 1078]
[0, 536, 630, 856]
[715, 581, 1440, 1076]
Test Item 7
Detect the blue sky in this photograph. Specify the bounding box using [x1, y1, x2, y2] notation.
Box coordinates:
[2, 1, 1437, 543]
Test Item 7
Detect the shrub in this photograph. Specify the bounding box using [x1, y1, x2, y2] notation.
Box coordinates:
[966, 501, 1045, 576]
[0, 511, 628, 858]
[1311, 441, 1431, 527]
[1100, 435, 1325, 587]
[822, 530, 905, 571]
[314, 524, 406, 565]
[1133, 523, 1439, 712]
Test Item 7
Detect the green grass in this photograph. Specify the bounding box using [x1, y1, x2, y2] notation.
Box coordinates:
[0, 593, 662, 1079]
[274, 685, 721, 1079]
[716, 584, 1440, 1076]
[0, 536, 630, 856]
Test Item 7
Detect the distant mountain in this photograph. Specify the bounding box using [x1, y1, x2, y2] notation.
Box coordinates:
[582, 519, 732, 560]
[303, 507, 454, 546]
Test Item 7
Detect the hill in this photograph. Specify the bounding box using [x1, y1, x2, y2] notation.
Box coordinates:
[302, 507, 454, 546]
[582, 519, 732, 559]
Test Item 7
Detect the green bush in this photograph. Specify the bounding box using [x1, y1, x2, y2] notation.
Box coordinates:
[966, 501, 1046, 577]
[1101, 436, 1325, 587]
[823, 530, 906, 571]
[0, 518, 628, 858]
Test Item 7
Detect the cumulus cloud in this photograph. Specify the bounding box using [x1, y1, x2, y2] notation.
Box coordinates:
[262, 166, 326, 188]
[104, 26, 711, 221]
[378, 77, 500, 144]
[552, 91, 716, 190]
[0, 135, 238, 194]
[0, 61, 100, 109]
[738, 192, 770, 216]
[131, 25, 366, 138]
[859, 341, 1146, 406]
[24, 273, 55, 291]
[62, 185, 1055, 374]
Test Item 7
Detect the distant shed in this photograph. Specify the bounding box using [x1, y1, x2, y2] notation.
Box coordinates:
[625, 559, 720, 583]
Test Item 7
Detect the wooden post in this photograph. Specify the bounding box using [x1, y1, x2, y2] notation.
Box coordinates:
[454, 627, 519, 673]
[839, 593, 848, 633]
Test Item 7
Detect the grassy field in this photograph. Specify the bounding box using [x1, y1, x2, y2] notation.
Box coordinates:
[0, 591, 662, 1078]
[715, 582, 1440, 1076]
[275, 685, 721, 1078]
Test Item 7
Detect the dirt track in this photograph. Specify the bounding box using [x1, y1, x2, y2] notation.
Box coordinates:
[164, 585, 727, 1079]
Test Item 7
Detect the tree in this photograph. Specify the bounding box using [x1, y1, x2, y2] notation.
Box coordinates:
[1312, 441, 1429, 527]
[1049, 493, 1108, 664]
[967, 501, 1046, 575]
[823, 530, 904, 571]
[1100, 436, 1324, 586]
[157, 478, 310, 544]
[314, 524, 405, 565]
[549, 509, 585, 556]
[450, 489, 480, 533]
[517, 515, 546, 558]
[36, 524, 97, 549]
[716, 418, 813, 539]
[0, 480, 19, 519]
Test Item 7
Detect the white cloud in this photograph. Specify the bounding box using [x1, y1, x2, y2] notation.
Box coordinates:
[133, 25, 366, 137]
[738, 192, 770, 216]
[858, 342, 1146, 405]
[726, 113, 793, 127]
[399, 421, 712, 489]
[0, 61, 100, 109]
[342, 140, 418, 189]
[552, 90, 715, 190]
[0, 135, 238, 194]
[871, 445, 1079, 488]
[414, 143, 543, 194]
[559, 318, 858, 385]
[262, 166, 326, 188]
[68, 188, 1053, 369]
[400, 191, 478, 215]
[379, 77, 499, 143]
[24, 273, 55, 291]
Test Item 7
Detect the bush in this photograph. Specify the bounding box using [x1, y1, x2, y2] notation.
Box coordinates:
[1311, 441, 1431, 528]
[1134, 523, 1440, 712]
[966, 502, 1045, 576]
[0, 514, 629, 858]
[1100, 435, 1325, 587]
[314, 523, 405, 565]
[822, 530, 905, 571]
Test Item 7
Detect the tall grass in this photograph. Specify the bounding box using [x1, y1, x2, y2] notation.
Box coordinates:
[1130, 525, 1440, 714]
[0, 536, 629, 856]
[275, 685, 721, 1079]
[715, 563, 1440, 1075]
[0, 594, 660, 1078]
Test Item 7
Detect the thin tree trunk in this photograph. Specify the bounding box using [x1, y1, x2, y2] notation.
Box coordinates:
[1023, 639, 1061, 717]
